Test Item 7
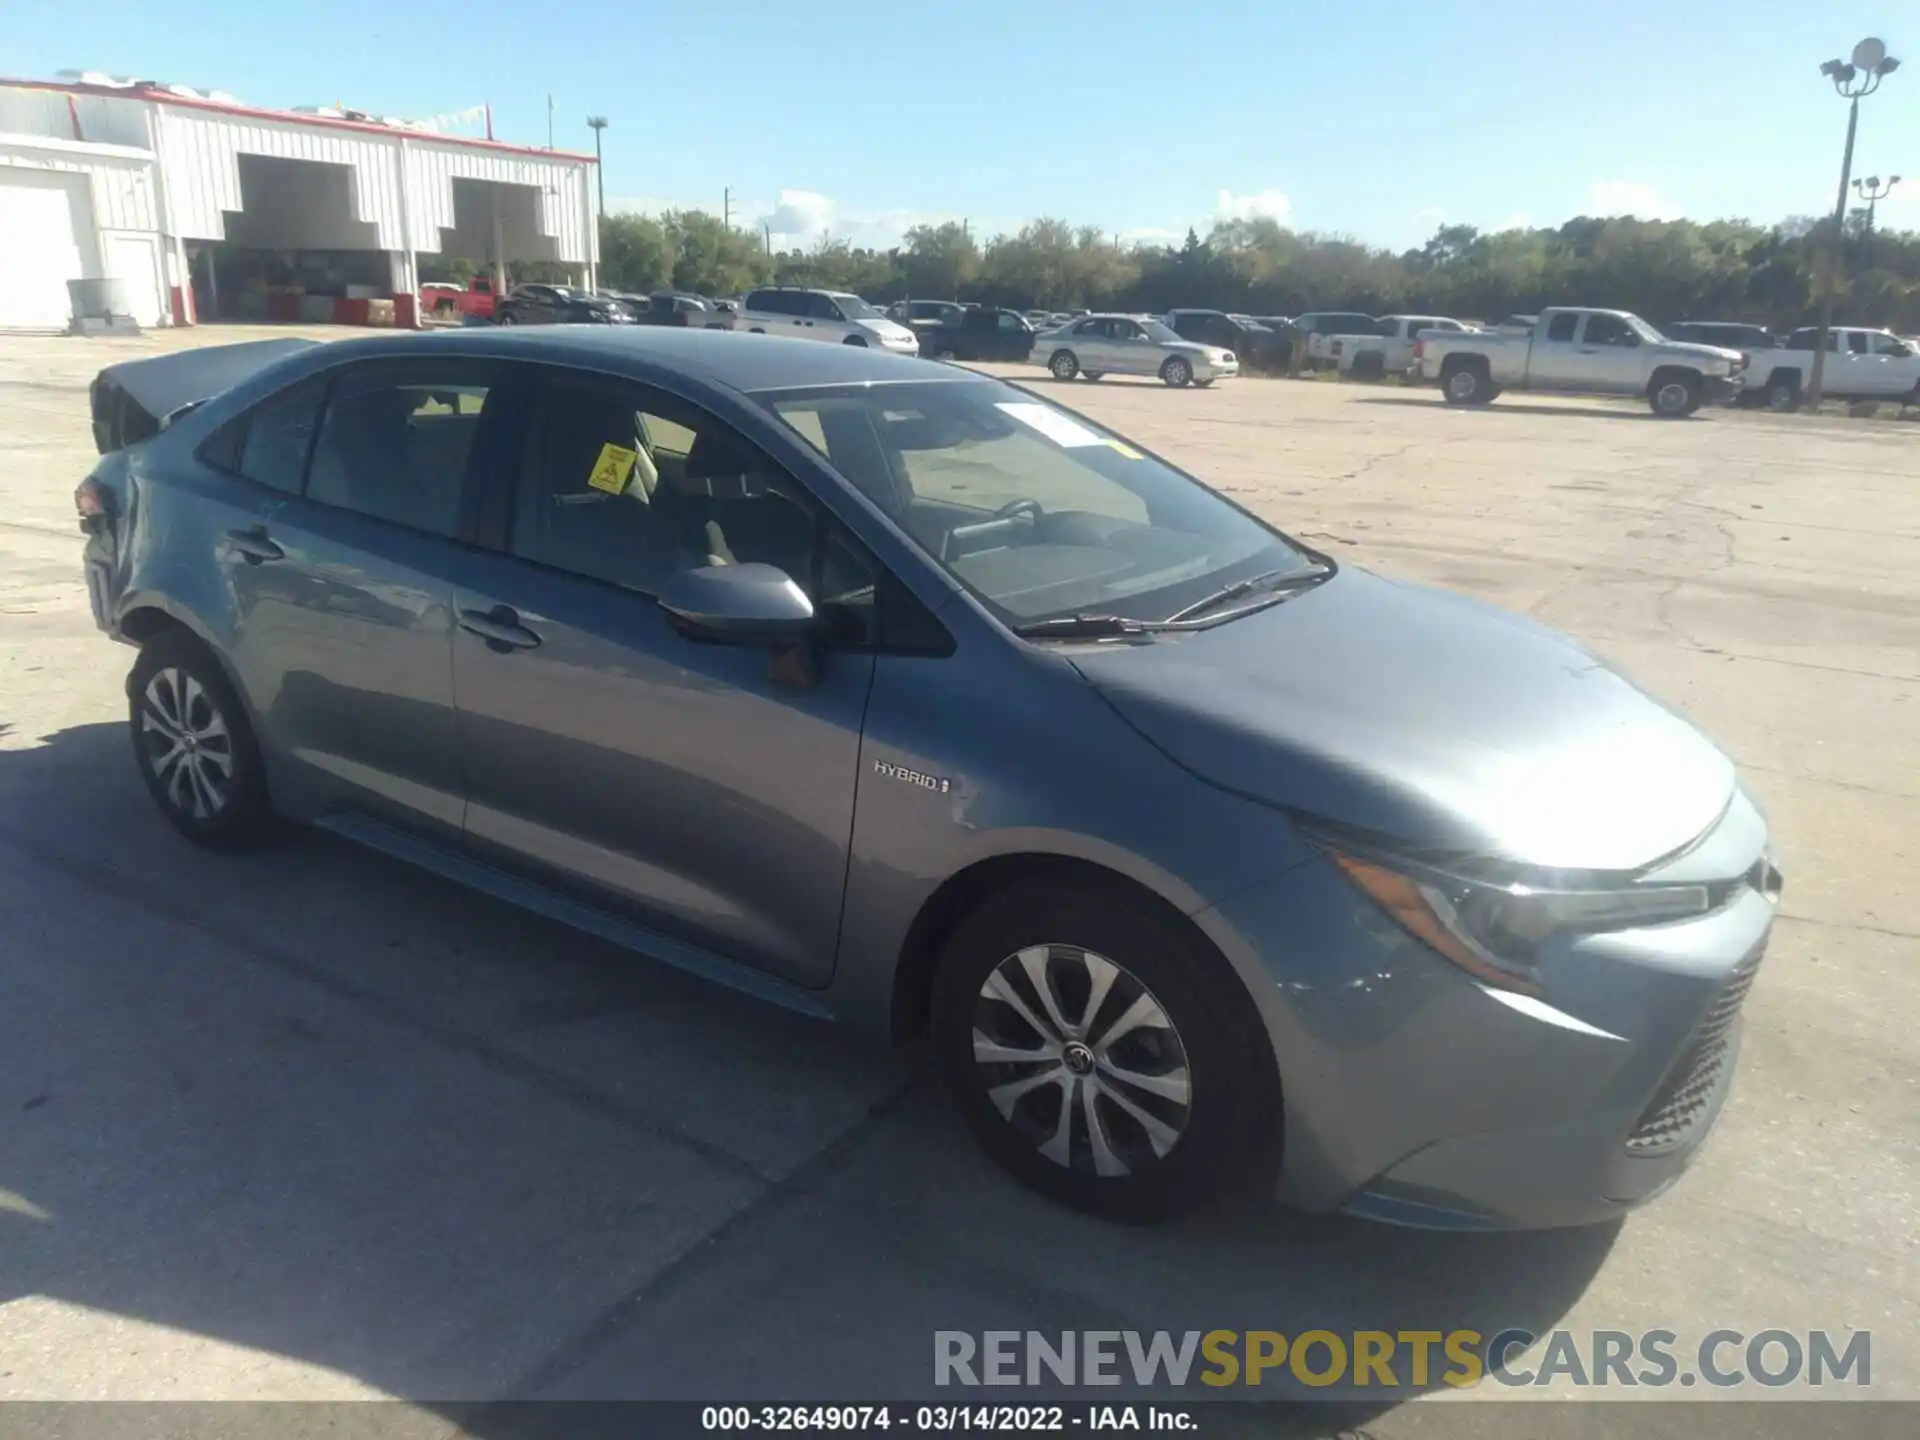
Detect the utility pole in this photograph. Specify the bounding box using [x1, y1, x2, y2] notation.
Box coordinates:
[546, 94, 554, 149]
[1852, 173, 1900, 269]
[723, 187, 732, 229]
[586, 115, 608, 222]
[1809, 39, 1900, 406]
[762, 220, 772, 256]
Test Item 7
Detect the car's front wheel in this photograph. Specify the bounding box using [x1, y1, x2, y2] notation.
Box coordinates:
[931, 880, 1278, 1222]
[128, 632, 272, 848]
[1160, 356, 1193, 387]
[1049, 350, 1081, 381]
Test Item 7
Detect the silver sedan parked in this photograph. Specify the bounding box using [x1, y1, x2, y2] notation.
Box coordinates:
[1035, 313, 1239, 387]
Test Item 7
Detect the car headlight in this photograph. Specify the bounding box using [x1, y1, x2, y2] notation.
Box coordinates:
[1320, 842, 1713, 994]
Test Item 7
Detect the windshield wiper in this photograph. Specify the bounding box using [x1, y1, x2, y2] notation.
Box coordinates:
[1012, 613, 1173, 640]
[1164, 563, 1332, 625]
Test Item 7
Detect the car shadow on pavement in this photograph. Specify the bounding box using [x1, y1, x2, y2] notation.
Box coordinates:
[0, 721, 1619, 1426]
[1349, 396, 1684, 422]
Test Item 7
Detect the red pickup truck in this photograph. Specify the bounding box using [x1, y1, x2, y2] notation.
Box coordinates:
[419, 278, 498, 321]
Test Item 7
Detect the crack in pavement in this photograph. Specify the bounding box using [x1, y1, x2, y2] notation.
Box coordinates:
[500, 1073, 929, 1402]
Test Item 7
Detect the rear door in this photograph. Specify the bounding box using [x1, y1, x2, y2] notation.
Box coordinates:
[211, 355, 506, 842]
[447, 363, 881, 986]
[1527, 311, 1585, 387]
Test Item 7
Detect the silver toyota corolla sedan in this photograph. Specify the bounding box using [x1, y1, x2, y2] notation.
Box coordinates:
[1034, 313, 1239, 387]
[77, 328, 1778, 1228]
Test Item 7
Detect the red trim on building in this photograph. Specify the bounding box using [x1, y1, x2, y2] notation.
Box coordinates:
[3, 76, 597, 162]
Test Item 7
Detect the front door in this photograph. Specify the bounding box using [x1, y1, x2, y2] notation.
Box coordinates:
[448, 363, 879, 986]
[217, 356, 503, 842]
[1106, 318, 1156, 374]
[1576, 313, 1647, 393]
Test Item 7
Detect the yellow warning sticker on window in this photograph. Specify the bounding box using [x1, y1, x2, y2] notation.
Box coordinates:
[1103, 439, 1144, 460]
[587, 442, 639, 495]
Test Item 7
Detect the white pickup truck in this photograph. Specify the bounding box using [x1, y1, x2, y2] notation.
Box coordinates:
[1741, 326, 1920, 409]
[1326, 314, 1479, 378]
[1414, 307, 1745, 415]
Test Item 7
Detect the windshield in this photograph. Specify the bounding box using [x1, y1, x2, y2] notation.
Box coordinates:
[758, 378, 1313, 627]
[1627, 314, 1666, 342]
[832, 293, 881, 319]
[1137, 318, 1182, 343]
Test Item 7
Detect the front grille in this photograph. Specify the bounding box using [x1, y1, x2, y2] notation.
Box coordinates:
[1624, 940, 1765, 1154]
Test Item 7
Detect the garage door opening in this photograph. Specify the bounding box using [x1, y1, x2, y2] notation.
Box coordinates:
[193, 154, 390, 322]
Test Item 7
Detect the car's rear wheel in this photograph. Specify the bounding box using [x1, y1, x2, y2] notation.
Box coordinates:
[1049, 350, 1081, 381]
[1441, 361, 1491, 405]
[1160, 356, 1193, 388]
[128, 632, 272, 848]
[1765, 374, 1800, 411]
[931, 880, 1278, 1222]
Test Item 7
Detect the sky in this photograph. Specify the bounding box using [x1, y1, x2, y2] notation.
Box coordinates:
[7, 1, 1920, 252]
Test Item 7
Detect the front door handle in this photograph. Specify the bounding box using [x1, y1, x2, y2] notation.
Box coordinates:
[225, 526, 284, 564]
[458, 605, 542, 652]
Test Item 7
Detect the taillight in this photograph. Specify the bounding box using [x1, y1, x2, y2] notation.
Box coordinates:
[1332, 340, 1344, 356]
[1413, 339, 1426, 359]
[75, 477, 112, 534]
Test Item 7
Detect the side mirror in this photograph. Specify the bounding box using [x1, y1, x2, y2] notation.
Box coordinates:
[656, 563, 817, 647]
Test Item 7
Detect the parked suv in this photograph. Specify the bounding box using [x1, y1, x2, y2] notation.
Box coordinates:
[739, 287, 919, 352]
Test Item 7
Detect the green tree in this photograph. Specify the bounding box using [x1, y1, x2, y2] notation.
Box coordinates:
[599, 212, 673, 293]
[899, 221, 980, 299]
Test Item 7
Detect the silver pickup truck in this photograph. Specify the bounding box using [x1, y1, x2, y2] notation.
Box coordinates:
[1414, 307, 1745, 416]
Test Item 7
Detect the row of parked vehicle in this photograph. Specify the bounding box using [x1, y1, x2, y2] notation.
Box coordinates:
[423, 279, 1920, 412]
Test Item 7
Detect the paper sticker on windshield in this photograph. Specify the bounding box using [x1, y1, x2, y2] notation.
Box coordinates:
[587, 442, 638, 495]
[996, 402, 1103, 448]
[1103, 439, 1144, 460]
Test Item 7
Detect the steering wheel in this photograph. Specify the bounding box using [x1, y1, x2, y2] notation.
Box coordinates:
[990, 498, 1045, 523]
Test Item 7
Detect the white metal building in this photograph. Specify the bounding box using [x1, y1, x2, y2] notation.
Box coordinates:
[0, 74, 599, 331]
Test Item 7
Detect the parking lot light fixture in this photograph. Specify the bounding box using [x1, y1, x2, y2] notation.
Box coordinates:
[1809, 38, 1900, 406]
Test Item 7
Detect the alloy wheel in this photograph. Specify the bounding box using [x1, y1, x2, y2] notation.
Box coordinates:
[970, 944, 1192, 1177]
[1655, 381, 1691, 414]
[1447, 370, 1478, 401]
[140, 667, 235, 820]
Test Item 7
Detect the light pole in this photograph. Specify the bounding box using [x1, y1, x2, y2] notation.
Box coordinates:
[586, 115, 608, 223]
[1808, 38, 1900, 406]
[1852, 173, 1900, 269]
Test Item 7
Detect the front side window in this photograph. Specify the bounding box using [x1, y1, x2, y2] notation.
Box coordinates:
[829, 292, 880, 319]
[1582, 314, 1636, 347]
[760, 378, 1315, 629]
[806, 292, 845, 321]
[508, 369, 875, 639]
[1872, 333, 1913, 356]
[305, 362, 495, 537]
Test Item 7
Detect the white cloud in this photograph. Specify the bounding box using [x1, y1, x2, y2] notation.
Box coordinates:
[1490, 212, 1532, 231]
[1216, 187, 1292, 223]
[1585, 181, 1681, 220]
[1121, 225, 1186, 243]
[761, 188, 838, 240]
[1413, 206, 1446, 226]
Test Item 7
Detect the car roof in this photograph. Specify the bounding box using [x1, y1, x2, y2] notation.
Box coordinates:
[260, 325, 989, 396]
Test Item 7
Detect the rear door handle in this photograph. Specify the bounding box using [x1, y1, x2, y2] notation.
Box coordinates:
[225, 526, 284, 564]
[458, 605, 542, 652]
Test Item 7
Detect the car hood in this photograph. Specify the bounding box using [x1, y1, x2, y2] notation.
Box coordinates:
[859, 317, 917, 341]
[1660, 340, 1744, 365]
[1068, 568, 1736, 872]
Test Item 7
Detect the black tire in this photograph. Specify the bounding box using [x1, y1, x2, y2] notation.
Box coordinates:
[1194, 378, 1215, 388]
[1764, 373, 1800, 411]
[1160, 355, 1193, 388]
[1440, 360, 1492, 406]
[496, 312, 517, 326]
[749, 327, 766, 334]
[1649, 371, 1703, 418]
[1349, 352, 1387, 382]
[1082, 371, 1104, 381]
[931, 879, 1280, 1223]
[1049, 350, 1080, 381]
[128, 631, 272, 848]
[843, 334, 869, 347]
